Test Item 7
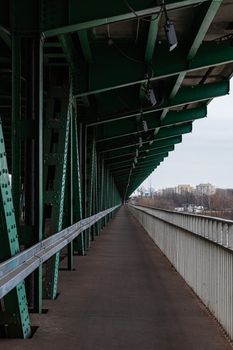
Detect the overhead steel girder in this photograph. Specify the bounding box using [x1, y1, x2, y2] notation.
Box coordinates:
[107, 146, 174, 167]
[41, 0, 209, 37]
[96, 106, 206, 142]
[159, 0, 223, 120]
[103, 136, 182, 159]
[75, 41, 233, 97]
[90, 80, 229, 125]
[112, 154, 167, 174]
[100, 123, 192, 153]
[115, 164, 160, 182]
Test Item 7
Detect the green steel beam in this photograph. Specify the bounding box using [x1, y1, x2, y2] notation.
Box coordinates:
[73, 108, 84, 255]
[100, 123, 192, 153]
[112, 154, 166, 173]
[135, 0, 223, 194]
[43, 78, 71, 299]
[108, 146, 174, 167]
[58, 34, 79, 72]
[114, 163, 160, 179]
[96, 106, 206, 142]
[78, 30, 93, 62]
[139, 13, 161, 101]
[144, 15, 160, 64]
[0, 25, 11, 49]
[161, 0, 223, 120]
[42, 0, 209, 37]
[0, 122, 31, 338]
[90, 80, 229, 125]
[111, 153, 168, 173]
[103, 136, 182, 159]
[11, 35, 21, 228]
[75, 41, 233, 97]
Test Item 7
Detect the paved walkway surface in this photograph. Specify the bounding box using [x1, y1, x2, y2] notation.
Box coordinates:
[1, 207, 231, 350]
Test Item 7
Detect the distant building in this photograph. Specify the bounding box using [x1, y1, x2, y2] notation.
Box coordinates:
[196, 183, 216, 195]
[176, 184, 193, 194]
[162, 187, 176, 195]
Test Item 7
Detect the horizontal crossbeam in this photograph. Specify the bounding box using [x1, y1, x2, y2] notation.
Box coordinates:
[99, 123, 192, 152]
[103, 136, 182, 159]
[97, 107, 206, 142]
[42, 0, 209, 37]
[75, 42, 233, 97]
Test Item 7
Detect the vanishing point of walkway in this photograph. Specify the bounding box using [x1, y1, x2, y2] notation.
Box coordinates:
[1, 207, 231, 350]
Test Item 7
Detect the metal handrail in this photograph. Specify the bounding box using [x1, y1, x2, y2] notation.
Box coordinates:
[129, 204, 233, 250]
[0, 204, 120, 299]
[130, 203, 233, 224]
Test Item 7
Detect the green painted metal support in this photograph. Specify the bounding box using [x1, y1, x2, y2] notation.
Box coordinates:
[96, 107, 206, 142]
[42, 0, 209, 37]
[0, 122, 31, 338]
[73, 111, 84, 255]
[43, 72, 71, 299]
[32, 36, 44, 314]
[99, 123, 193, 153]
[11, 35, 21, 228]
[74, 41, 233, 97]
[103, 136, 182, 160]
[67, 102, 74, 271]
[85, 128, 95, 243]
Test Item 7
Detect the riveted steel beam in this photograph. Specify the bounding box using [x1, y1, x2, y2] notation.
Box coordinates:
[0, 122, 31, 338]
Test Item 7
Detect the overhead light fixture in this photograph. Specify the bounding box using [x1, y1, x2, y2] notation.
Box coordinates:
[139, 137, 143, 148]
[142, 120, 148, 132]
[163, 1, 178, 51]
[142, 79, 157, 106]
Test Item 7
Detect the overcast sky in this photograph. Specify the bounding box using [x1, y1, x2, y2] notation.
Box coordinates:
[140, 79, 233, 191]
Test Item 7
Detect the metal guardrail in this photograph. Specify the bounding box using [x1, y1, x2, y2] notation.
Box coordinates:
[129, 204, 233, 340]
[130, 204, 233, 250]
[0, 204, 120, 300]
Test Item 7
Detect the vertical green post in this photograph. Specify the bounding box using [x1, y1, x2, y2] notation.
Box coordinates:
[67, 101, 74, 270]
[73, 115, 84, 255]
[11, 35, 21, 228]
[33, 36, 44, 313]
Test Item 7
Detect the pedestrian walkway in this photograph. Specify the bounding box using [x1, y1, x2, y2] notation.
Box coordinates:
[1, 207, 231, 350]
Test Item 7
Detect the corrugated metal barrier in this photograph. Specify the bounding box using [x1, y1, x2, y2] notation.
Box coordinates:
[129, 204, 233, 339]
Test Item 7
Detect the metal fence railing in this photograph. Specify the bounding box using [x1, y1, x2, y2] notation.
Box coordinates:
[129, 204, 233, 340]
[0, 205, 120, 300]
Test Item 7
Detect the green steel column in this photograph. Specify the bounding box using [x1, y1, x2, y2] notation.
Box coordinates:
[33, 36, 44, 314]
[86, 128, 95, 242]
[0, 122, 31, 338]
[11, 35, 21, 228]
[67, 101, 74, 270]
[43, 72, 70, 299]
[73, 115, 84, 255]
[96, 154, 102, 234]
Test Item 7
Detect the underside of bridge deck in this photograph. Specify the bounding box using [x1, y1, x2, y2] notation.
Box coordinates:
[0, 0, 233, 339]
